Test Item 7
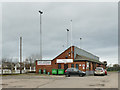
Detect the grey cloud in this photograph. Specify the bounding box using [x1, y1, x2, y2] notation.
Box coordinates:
[2, 2, 118, 65]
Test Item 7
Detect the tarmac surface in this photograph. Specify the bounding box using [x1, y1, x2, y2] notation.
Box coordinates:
[1, 72, 119, 88]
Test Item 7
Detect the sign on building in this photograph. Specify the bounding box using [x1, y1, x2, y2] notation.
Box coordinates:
[57, 59, 73, 63]
[82, 64, 85, 67]
[87, 62, 89, 67]
[83, 66, 85, 69]
[37, 61, 51, 65]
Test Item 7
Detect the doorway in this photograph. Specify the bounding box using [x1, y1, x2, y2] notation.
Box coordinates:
[64, 64, 68, 70]
[76, 64, 79, 69]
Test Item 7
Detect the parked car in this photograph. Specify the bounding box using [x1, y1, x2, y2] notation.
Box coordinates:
[94, 67, 105, 76]
[104, 69, 107, 75]
[65, 68, 86, 77]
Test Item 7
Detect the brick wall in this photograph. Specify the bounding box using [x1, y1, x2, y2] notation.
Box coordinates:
[36, 61, 53, 74]
[36, 46, 74, 74]
[36, 46, 105, 74]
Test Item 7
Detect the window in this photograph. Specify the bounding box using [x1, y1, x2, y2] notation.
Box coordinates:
[76, 64, 79, 69]
[58, 64, 61, 69]
[89, 63, 91, 70]
[71, 64, 74, 68]
[65, 56, 68, 59]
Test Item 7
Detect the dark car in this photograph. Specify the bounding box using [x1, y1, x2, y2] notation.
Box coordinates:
[65, 68, 86, 77]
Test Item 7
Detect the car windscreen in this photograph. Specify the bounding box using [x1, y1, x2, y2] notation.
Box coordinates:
[74, 68, 79, 71]
[96, 68, 102, 70]
[67, 68, 72, 71]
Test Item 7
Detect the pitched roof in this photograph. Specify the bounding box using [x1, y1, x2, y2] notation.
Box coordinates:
[74, 54, 103, 64]
[74, 46, 99, 61]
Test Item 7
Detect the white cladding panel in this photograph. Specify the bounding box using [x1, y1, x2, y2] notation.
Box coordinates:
[37, 61, 51, 65]
[57, 59, 73, 63]
[74, 47, 99, 60]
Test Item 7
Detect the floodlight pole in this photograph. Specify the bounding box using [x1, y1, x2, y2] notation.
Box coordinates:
[20, 37, 22, 74]
[80, 38, 82, 48]
[70, 20, 73, 59]
[66, 29, 69, 48]
[39, 11, 43, 60]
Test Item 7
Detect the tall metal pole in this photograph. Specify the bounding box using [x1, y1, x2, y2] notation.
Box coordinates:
[80, 38, 82, 48]
[1, 62, 3, 75]
[70, 20, 73, 59]
[20, 37, 22, 74]
[66, 29, 69, 48]
[11, 58, 12, 74]
[39, 11, 43, 60]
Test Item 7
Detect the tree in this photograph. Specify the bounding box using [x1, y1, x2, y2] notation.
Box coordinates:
[103, 61, 107, 66]
[113, 64, 120, 67]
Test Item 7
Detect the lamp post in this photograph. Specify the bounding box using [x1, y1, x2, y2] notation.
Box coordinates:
[70, 20, 73, 59]
[66, 29, 69, 48]
[39, 11, 43, 60]
[80, 38, 82, 48]
[20, 37, 22, 74]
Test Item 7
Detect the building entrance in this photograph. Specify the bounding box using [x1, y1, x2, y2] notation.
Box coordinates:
[64, 64, 68, 70]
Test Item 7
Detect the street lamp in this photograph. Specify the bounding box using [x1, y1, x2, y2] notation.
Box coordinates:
[20, 37, 22, 74]
[66, 29, 69, 48]
[70, 20, 73, 59]
[39, 10, 43, 60]
[80, 38, 82, 48]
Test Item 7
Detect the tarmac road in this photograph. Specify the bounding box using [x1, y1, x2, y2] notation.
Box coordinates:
[1, 72, 119, 88]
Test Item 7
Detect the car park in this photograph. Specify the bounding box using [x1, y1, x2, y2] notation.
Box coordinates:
[94, 67, 105, 76]
[65, 68, 86, 77]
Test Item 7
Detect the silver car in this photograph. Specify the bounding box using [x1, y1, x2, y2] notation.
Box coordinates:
[94, 67, 105, 76]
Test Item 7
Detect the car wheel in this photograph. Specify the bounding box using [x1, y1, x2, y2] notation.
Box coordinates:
[68, 75, 70, 77]
[66, 74, 70, 77]
[79, 74, 83, 77]
[94, 74, 96, 76]
[65, 75, 68, 77]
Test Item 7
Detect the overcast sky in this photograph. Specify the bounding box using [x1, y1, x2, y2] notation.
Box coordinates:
[2, 2, 118, 65]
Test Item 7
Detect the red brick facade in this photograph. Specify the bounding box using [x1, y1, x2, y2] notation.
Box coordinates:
[36, 46, 105, 74]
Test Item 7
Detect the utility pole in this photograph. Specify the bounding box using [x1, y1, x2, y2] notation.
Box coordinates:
[20, 37, 22, 74]
[39, 11, 43, 60]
